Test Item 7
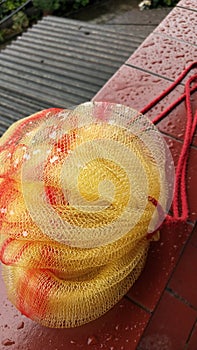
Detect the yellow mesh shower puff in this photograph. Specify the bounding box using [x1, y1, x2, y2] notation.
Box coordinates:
[0, 102, 174, 328]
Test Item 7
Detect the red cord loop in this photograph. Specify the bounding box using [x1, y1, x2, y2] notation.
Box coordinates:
[142, 62, 197, 237]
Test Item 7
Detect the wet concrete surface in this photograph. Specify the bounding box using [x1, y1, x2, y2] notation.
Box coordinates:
[69, 0, 172, 37]
[69, 0, 140, 22]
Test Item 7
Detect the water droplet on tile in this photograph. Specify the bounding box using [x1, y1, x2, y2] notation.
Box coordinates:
[87, 335, 98, 345]
[105, 334, 113, 342]
[164, 66, 171, 71]
[17, 321, 24, 330]
[2, 339, 15, 346]
[176, 54, 185, 58]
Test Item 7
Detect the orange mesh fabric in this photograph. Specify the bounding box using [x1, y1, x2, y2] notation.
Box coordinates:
[0, 102, 174, 328]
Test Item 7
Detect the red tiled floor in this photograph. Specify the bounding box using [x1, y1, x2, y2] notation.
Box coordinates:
[186, 322, 197, 350]
[155, 7, 197, 45]
[168, 239, 197, 309]
[127, 221, 193, 311]
[177, 0, 197, 11]
[0, 265, 150, 350]
[137, 291, 197, 350]
[126, 33, 197, 81]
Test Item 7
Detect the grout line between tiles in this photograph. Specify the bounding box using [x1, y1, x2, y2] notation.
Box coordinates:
[159, 130, 197, 151]
[128, 220, 196, 346]
[177, 5, 197, 13]
[124, 63, 181, 84]
[124, 295, 152, 315]
[166, 287, 197, 312]
[152, 31, 197, 48]
[184, 319, 197, 349]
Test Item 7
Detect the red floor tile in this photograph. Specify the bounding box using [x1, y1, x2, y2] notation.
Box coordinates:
[126, 34, 197, 81]
[94, 65, 197, 147]
[155, 7, 197, 46]
[178, 0, 197, 11]
[93, 65, 184, 119]
[0, 265, 150, 350]
[169, 239, 197, 309]
[127, 221, 193, 311]
[186, 322, 197, 350]
[137, 291, 197, 350]
[156, 89, 197, 147]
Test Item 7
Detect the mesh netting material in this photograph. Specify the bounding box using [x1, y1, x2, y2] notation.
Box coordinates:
[0, 102, 174, 328]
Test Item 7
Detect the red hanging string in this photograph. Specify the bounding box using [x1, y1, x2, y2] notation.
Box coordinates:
[141, 62, 197, 235]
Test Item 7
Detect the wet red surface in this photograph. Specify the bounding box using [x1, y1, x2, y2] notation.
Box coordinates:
[178, 0, 197, 11]
[137, 291, 197, 350]
[94, 65, 197, 147]
[1, 0, 197, 349]
[156, 91, 197, 148]
[186, 322, 197, 350]
[126, 33, 197, 81]
[94, 65, 183, 117]
[155, 6, 197, 46]
[190, 224, 197, 248]
[127, 221, 193, 311]
[169, 241, 197, 309]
